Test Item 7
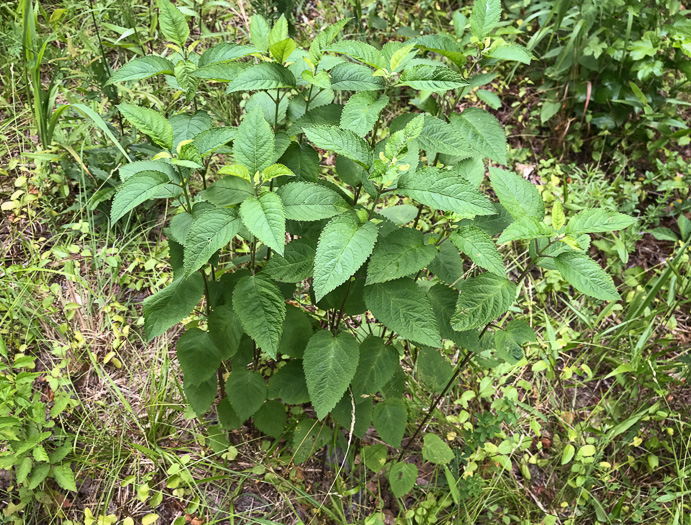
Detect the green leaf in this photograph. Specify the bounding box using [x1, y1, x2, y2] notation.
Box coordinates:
[199, 43, 259, 66]
[106, 56, 174, 85]
[313, 214, 379, 301]
[451, 108, 506, 164]
[417, 347, 453, 393]
[388, 461, 417, 498]
[351, 336, 400, 396]
[28, 463, 50, 490]
[486, 43, 532, 64]
[268, 14, 288, 45]
[418, 115, 473, 156]
[143, 274, 204, 341]
[552, 200, 565, 231]
[232, 275, 286, 358]
[422, 434, 454, 465]
[202, 176, 254, 206]
[170, 111, 212, 150]
[451, 226, 505, 277]
[327, 40, 385, 69]
[225, 369, 267, 422]
[555, 252, 621, 301]
[270, 38, 296, 64]
[278, 304, 313, 358]
[263, 239, 315, 283]
[292, 418, 332, 464]
[250, 14, 271, 52]
[184, 208, 241, 274]
[268, 360, 310, 404]
[497, 216, 552, 244]
[489, 167, 545, 220]
[340, 92, 389, 138]
[477, 89, 501, 109]
[399, 65, 468, 93]
[362, 443, 388, 472]
[303, 331, 360, 420]
[279, 142, 320, 182]
[364, 278, 441, 347]
[208, 305, 243, 360]
[117, 103, 173, 150]
[398, 167, 495, 217]
[176, 328, 221, 385]
[331, 395, 373, 438]
[52, 464, 77, 492]
[470, 0, 501, 39]
[308, 19, 350, 66]
[111, 171, 170, 223]
[561, 444, 575, 465]
[254, 400, 287, 438]
[240, 193, 286, 255]
[367, 228, 437, 284]
[565, 209, 637, 235]
[234, 107, 275, 176]
[226, 63, 296, 93]
[158, 0, 189, 47]
[373, 398, 407, 447]
[329, 62, 385, 91]
[277, 182, 349, 221]
[303, 125, 372, 169]
[428, 242, 464, 288]
[495, 320, 535, 364]
[451, 273, 516, 331]
[413, 34, 467, 67]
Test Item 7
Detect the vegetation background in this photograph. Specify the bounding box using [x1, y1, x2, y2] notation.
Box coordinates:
[0, 0, 690, 524]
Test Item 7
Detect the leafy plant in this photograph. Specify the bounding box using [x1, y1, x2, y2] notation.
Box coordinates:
[104, 0, 636, 499]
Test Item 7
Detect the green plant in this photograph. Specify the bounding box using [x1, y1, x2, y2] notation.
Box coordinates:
[100, 0, 638, 502]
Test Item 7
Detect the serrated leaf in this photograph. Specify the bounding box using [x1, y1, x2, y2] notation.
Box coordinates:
[240, 193, 286, 255]
[202, 176, 254, 206]
[552, 200, 565, 230]
[489, 167, 545, 220]
[268, 14, 288, 46]
[494, 319, 535, 364]
[367, 228, 436, 284]
[351, 336, 399, 396]
[263, 239, 315, 282]
[208, 305, 243, 359]
[226, 63, 296, 93]
[234, 107, 274, 176]
[270, 37, 296, 64]
[292, 418, 332, 464]
[184, 208, 241, 274]
[170, 111, 211, 150]
[497, 216, 552, 244]
[329, 61, 385, 91]
[555, 252, 621, 301]
[451, 273, 516, 331]
[225, 369, 267, 422]
[52, 464, 77, 492]
[28, 463, 50, 490]
[332, 395, 372, 438]
[250, 14, 270, 52]
[413, 34, 466, 67]
[277, 182, 349, 221]
[308, 19, 350, 66]
[158, 0, 189, 47]
[418, 115, 473, 156]
[106, 56, 174, 85]
[279, 142, 320, 182]
[388, 461, 417, 498]
[340, 92, 389, 138]
[565, 209, 637, 235]
[422, 434, 454, 465]
[364, 278, 441, 347]
[373, 398, 407, 447]
[327, 40, 385, 69]
[398, 167, 495, 217]
[193, 127, 235, 156]
[362, 443, 388, 472]
[199, 43, 259, 66]
[417, 347, 454, 393]
[268, 360, 310, 404]
[176, 328, 221, 385]
[477, 89, 501, 109]
[111, 171, 171, 223]
[313, 214, 379, 301]
[451, 108, 506, 164]
[232, 275, 286, 358]
[303, 125, 372, 168]
[143, 274, 204, 340]
[470, 0, 501, 39]
[117, 103, 173, 150]
[254, 400, 287, 438]
[399, 65, 468, 93]
[303, 331, 359, 420]
[486, 43, 532, 64]
[278, 304, 313, 358]
[451, 226, 505, 277]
